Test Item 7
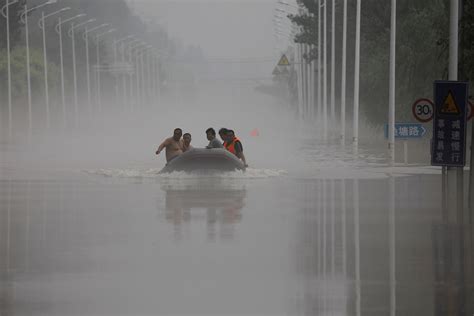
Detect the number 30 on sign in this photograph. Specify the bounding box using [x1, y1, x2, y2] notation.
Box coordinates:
[413, 98, 474, 122]
[412, 98, 434, 122]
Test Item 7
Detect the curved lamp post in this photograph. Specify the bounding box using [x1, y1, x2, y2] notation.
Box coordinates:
[128, 41, 148, 111]
[38, 6, 70, 128]
[82, 23, 109, 113]
[94, 28, 116, 112]
[68, 18, 96, 126]
[113, 35, 134, 108]
[122, 39, 142, 109]
[135, 45, 152, 108]
[1, 0, 19, 137]
[55, 13, 86, 127]
[20, 0, 57, 135]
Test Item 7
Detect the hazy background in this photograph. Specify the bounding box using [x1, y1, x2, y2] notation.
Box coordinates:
[128, 0, 277, 61]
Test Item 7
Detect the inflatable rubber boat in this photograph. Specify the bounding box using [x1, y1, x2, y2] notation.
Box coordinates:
[159, 148, 245, 173]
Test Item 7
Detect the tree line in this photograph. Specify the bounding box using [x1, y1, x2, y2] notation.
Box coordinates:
[0, 0, 175, 108]
[287, 0, 473, 126]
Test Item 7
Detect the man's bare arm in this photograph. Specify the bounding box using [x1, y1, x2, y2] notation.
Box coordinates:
[237, 152, 248, 167]
[156, 138, 170, 155]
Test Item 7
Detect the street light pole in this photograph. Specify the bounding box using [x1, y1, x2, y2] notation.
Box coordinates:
[41, 11, 49, 128]
[388, 0, 396, 165]
[448, 0, 463, 224]
[128, 42, 147, 112]
[20, 0, 58, 136]
[318, 0, 322, 122]
[95, 28, 115, 113]
[55, 13, 85, 128]
[124, 39, 140, 111]
[151, 53, 157, 103]
[68, 18, 96, 126]
[323, 0, 328, 140]
[70, 22, 77, 125]
[353, 0, 361, 150]
[143, 49, 150, 107]
[24, 4, 31, 134]
[82, 23, 109, 115]
[340, 0, 347, 144]
[58, 17, 66, 126]
[153, 52, 161, 104]
[330, 0, 335, 124]
[1, 0, 19, 137]
[297, 44, 304, 119]
[38, 6, 70, 129]
[113, 35, 133, 110]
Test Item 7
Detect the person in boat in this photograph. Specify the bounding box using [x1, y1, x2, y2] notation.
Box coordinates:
[219, 128, 229, 145]
[155, 128, 184, 163]
[206, 128, 223, 149]
[182, 133, 193, 152]
[224, 130, 248, 167]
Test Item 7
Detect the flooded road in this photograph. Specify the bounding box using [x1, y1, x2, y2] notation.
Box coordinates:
[0, 84, 473, 316]
[1, 162, 473, 315]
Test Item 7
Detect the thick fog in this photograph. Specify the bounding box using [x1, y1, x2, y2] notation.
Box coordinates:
[1, 1, 473, 316]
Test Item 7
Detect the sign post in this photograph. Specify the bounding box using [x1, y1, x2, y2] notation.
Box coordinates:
[384, 122, 426, 164]
[431, 81, 468, 225]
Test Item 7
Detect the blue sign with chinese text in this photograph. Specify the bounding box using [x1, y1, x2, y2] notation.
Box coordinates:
[431, 81, 469, 167]
[384, 123, 427, 139]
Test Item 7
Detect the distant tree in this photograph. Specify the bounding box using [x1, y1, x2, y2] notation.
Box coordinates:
[460, 0, 474, 87]
[287, 0, 458, 125]
[0, 46, 59, 100]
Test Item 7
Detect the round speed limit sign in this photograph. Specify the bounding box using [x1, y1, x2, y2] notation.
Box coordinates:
[412, 98, 434, 122]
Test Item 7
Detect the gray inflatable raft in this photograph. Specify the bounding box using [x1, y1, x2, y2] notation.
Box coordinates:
[159, 148, 245, 173]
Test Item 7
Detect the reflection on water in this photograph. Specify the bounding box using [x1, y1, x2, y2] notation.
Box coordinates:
[294, 176, 474, 316]
[0, 174, 473, 315]
[160, 179, 246, 241]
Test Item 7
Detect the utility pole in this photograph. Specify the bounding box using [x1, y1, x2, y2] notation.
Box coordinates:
[58, 17, 66, 127]
[448, 0, 463, 223]
[1, 0, 17, 137]
[317, 0, 322, 121]
[388, 0, 397, 165]
[323, 0, 328, 140]
[41, 12, 50, 129]
[71, 22, 78, 126]
[340, 0, 347, 144]
[330, 0, 335, 124]
[353, 0, 361, 151]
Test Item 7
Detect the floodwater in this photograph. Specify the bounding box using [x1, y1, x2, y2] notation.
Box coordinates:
[1, 85, 473, 316]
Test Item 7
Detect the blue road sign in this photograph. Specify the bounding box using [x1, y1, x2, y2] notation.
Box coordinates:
[384, 123, 427, 139]
[431, 81, 469, 167]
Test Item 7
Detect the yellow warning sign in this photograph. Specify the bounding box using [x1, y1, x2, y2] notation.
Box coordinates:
[440, 90, 460, 115]
[277, 54, 290, 66]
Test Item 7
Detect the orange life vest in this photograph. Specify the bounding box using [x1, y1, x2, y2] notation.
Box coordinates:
[224, 136, 240, 155]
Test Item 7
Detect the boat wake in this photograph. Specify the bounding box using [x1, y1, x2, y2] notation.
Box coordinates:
[84, 167, 287, 179]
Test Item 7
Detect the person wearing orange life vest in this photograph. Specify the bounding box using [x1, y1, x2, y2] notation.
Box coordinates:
[218, 128, 229, 145]
[224, 130, 248, 168]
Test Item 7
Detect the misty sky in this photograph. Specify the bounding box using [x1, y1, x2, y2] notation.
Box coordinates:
[127, 0, 279, 59]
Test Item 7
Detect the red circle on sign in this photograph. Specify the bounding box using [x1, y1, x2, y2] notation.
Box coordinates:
[468, 101, 474, 121]
[412, 98, 434, 123]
